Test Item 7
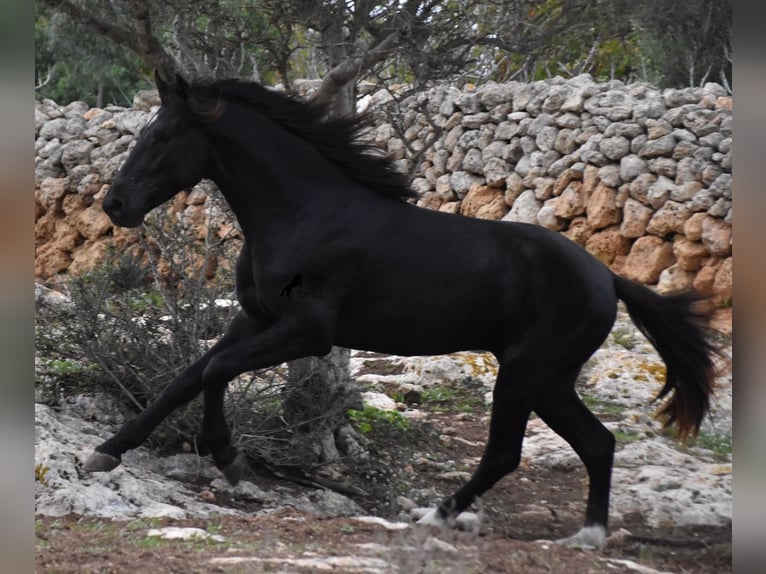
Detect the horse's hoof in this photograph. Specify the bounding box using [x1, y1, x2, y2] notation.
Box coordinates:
[82, 451, 121, 472]
[416, 508, 449, 527]
[555, 525, 607, 550]
[221, 454, 247, 486]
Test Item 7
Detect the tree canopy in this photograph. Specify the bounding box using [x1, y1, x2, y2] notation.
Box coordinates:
[35, 0, 732, 109]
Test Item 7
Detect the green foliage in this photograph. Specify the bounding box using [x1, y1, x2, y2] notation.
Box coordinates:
[35, 4, 148, 106]
[691, 431, 732, 461]
[347, 406, 408, 434]
[420, 384, 483, 413]
[630, 0, 732, 88]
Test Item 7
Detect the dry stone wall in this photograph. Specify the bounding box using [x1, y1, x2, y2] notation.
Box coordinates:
[34, 75, 732, 307]
[373, 75, 732, 307]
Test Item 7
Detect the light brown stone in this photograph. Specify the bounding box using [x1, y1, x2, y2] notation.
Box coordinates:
[673, 237, 709, 271]
[716, 96, 732, 111]
[553, 168, 582, 196]
[35, 190, 46, 220]
[461, 185, 504, 218]
[620, 198, 653, 239]
[692, 259, 722, 297]
[622, 236, 675, 284]
[581, 164, 600, 195]
[62, 193, 89, 217]
[475, 196, 510, 220]
[555, 181, 587, 219]
[439, 201, 461, 214]
[416, 191, 443, 211]
[683, 212, 707, 241]
[35, 243, 72, 279]
[69, 240, 111, 276]
[562, 217, 593, 246]
[657, 263, 695, 294]
[76, 201, 113, 240]
[586, 183, 621, 230]
[585, 227, 631, 266]
[83, 107, 105, 121]
[712, 257, 733, 307]
[38, 177, 69, 210]
[700, 216, 732, 257]
[645, 201, 690, 237]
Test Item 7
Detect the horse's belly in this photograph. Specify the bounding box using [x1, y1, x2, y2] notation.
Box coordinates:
[333, 304, 501, 356]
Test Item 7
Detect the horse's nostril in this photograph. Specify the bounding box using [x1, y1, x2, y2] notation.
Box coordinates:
[103, 195, 124, 216]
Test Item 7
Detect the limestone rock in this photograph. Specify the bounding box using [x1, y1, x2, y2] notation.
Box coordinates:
[620, 198, 654, 239]
[646, 201, 690, 237]
[555, 181, 587, 218]
[586, 183, 621, 230]
[502, 189, 541, 225]
[562, 216, 593, 246]
[673, 237, 709, 271]
[622, 236, 675, 284]
[700, 216, 732, 257]
[460, 185, 505, 218]
[657, 263, 695, 294]
[585, 227, 631, 266]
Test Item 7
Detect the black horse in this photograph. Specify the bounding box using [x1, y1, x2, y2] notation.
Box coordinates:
[86, 72, 718, 549]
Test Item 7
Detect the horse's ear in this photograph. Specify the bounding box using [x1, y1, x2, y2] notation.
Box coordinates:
[175, 74, 191, 102]
[155, 70, 172, 104]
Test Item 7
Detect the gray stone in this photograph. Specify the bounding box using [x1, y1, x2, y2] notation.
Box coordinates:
[647, 157, 677, 179]
[479, 83, 515, 107]
[536, 126, 559, 152]
[639, 134, 676, 158]
[647, 175, 676, 209]
[598, 164, 621, 187]
[462, 112, 491, 129]
[462, 148, 484, 174]
[619, 154, 648, 182]
[60, 140, 95, 172]
[484, 158, 510, 187]
[449, 171, 484, 198]
[494, 121, 520, 140]
[599, 136, 631, 160]
[502, 189, 541, 224]
[527, 114, 555, 136]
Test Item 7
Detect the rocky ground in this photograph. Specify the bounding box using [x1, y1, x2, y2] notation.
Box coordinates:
[35, 307, 732, 573]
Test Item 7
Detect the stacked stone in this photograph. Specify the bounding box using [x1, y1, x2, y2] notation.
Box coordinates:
[34, 92, 235, 279]
[373, 74, 732, 306]
[34, 76, 732, 308]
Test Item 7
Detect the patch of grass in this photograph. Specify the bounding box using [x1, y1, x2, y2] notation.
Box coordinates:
[612, 327, 637, 350]
[690, 431, 732, 461]
[613, 429, 643, 444]
[420, 385, 482, 413]
[347, 406, 408, 433]
[581, 395, 626, 417]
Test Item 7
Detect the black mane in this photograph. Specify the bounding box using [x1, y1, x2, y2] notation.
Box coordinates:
[188, 79, 417, 201]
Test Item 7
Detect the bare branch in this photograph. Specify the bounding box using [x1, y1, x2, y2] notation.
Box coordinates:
[35, 66, 53, 90]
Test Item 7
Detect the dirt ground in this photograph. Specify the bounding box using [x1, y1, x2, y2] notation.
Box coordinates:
[36, 408, 731, 574]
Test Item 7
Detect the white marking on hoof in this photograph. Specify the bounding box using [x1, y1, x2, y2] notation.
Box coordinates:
[416, 508, 449, 527]
[555, 525, 607, 550]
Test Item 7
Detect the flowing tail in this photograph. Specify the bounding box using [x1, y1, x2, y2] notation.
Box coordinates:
[613, 274, 719, 440]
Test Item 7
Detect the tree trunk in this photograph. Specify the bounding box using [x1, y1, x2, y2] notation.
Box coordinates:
[96, 77, 104, 108]
[283, 348, 366, 474]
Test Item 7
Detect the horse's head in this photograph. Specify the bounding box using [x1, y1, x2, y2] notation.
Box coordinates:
[103, 72, 213, 227]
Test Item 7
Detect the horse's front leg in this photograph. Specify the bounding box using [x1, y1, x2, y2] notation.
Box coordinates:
[83, 310, 266, 475]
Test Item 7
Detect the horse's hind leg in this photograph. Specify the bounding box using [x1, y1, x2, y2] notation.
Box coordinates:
[533, 380, 616, 549]
[418, 361, 534, 525]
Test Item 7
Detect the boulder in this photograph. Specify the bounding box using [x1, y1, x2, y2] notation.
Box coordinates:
[622, 236, 675, 284]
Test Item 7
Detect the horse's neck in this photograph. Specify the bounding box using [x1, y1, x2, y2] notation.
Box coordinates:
[213, 154, 353, 241]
